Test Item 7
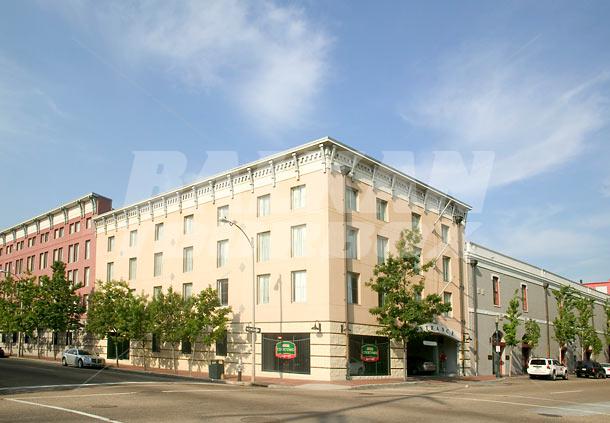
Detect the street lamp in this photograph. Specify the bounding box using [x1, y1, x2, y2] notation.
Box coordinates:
[220, 217, 256, 384]
[494, 315, 500, 379]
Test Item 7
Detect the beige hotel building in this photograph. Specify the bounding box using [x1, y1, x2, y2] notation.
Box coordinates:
[94, 137, 471, 381]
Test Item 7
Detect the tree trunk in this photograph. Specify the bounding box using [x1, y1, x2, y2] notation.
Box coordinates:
[403, 340, 408, 381]
[172, 344, 177, 374]
[142, 339, 148, 371]
[115, 338, 119, 368]
[509, 346, 513, 377]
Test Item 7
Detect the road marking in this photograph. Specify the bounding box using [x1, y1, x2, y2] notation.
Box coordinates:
[0, 381, 213, 392]
[451, 392, 610, 409]
[551, 390, 583, 394]
[161, 388, 245, 393]
[5, 398, 126, 422]
[16, 392, 138, 400]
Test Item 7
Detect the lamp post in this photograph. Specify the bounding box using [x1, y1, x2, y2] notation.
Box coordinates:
[220, 217, 256, 384]
[494, 315, 500, 378]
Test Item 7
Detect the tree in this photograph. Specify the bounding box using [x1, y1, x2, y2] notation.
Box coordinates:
[0, 273, 19, 355]
[125, 292, 152, 370]
[522, 319, 541, 355]
[367, 229, 451, 380]
[502, 290, 521, 376]
[15, 275, 43, 357]
[149, 286, 187, 373]
[574, 297, 602, 360]
[86, 280, 133, 367]
[553, 286, 577, 363]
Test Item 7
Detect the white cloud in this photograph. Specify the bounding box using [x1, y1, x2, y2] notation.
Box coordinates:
[56, 0, 331, 134]
[402, 42, 610, 188]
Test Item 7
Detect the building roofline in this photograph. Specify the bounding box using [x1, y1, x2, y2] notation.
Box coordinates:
[0, 192, 111, 237]
[96, 136, 471, 220]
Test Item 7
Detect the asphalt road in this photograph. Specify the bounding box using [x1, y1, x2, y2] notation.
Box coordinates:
[2, 358, 610, 422]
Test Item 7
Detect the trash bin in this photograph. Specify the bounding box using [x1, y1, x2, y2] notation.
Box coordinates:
[209, 359, 224, 380]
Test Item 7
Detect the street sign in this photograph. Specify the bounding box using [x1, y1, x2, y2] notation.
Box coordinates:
[245, 326, 261, 334]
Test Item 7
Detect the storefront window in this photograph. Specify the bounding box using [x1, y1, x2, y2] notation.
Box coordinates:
[348, 335, 390, 376]
[262, 333, 310, 374]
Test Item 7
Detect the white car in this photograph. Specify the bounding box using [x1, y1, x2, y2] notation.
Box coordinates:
[601, 363, 610, 377]
[61, 348, 105, 368]
[527, 358, 568, 380]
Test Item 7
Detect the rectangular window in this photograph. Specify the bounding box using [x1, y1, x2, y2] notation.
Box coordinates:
[129, 258, 137, 280]
[291, 185, 306, 209]
[129, 230, 137, 247]
[442, 256, 451, 282]
[86, 218, 92, 229]
[152, 333, 161, 353]
[217, 240, 228, 267]
[75, 221, 80, 232]
[443, 292, 452, 317]
[215, 334, 228, 356]
[26, 255, 35, 272]
[291, 270, 307, 303]
[183, 215, 194, 234]
[376, 198, 388, 221]
[154, 223, 164, 241]
[73, 243, 79, 262]
[106, 262, 114, 282]
[347, 272, 359, 304]
[257, 194, 270, 217]
[411, 213, 421, 232]
[441, 224, 450, 244]
[153, 252, 163, 277]
[492, 276, 500, 306]
[257, 274, 270, 304]
[107, 236, 115, 252]
[346, 227, 358, 259]
[521, 284, 528, 312]
[377, 236, 388, 265]
[85, 240, 91, 260]
[39, 252, 48, 270]
[182, 283, 192, 300]
[217, 205, 229, 226]
[181, 340, 192, 354]
[257, 232, 271, 262]
[84, 267, 90, 287]
[67, 270, 73, 283]
[217, 279, 229, 306]
[69, 223, 75, 234]
[153, 286, 162, 300]
[183, 246, 193, 272]
[73, 269, 79, 285]
[68, 245, 74, 263]
[345, 187, 358, 211]
[291, 225, 306, 257]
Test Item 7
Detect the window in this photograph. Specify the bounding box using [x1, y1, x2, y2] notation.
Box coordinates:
[84, 267, 90, 287]
[346, 227, 358, 259]
[376, 198, 388, 221]
[217, 279, 229, 306]
[377, 236, 388, 265]
[26, 255, 35, 272]
[183, 246, 193, 272]
[215, 334, 228, 356]
[75, 221, 80, 232]
[291, 185, 306, 209]
[217, 205, 229, 226]
[73, 269, 79, 285]
[84, 240, 90, 260]
[257, 232, 270, 262]
[151, 333, 161, 353]
[443, 292, 452, 317]
[257, 194, 270, 217]
[129, 258, 137, 280]
[39, 252, 48, 270]
[181, 340, 192, 354]
[57, 247, 63, 262]
[492, 276, 500, 306]
[67, 270, 73, 283]
[345, 187, 358, 211]
[183, 215, 194, 234]
[129, 230, 137, 247]
[521, 284, 528, 312]
[442, 256, 451, 282]
[182, 283, 192, 300]
[73, 243, 79, 263]
[83, 294, 89, 311]
[153, 286, 162, 299]
[257, 274, 270, 304]
[15, 258, 23, 274]
[86, 218, 92, 229]
[217, 240, 228, 267]
[53, 249, 59, 262]
[153, 253, 163, 277]
[291, 225, 306, 257]
[347, 272, 359, 304]
[291, 270, 307, 303]
[69, 223, 75, 234]
[411, 213, 421, 232]
[154, 223, 164, 241]
[107, 236, 115, 252]
[68, 245, 74, 263]
[28, 237, 35, 247]
[441, 224, 449, 244]
[106, 262, 114, 282]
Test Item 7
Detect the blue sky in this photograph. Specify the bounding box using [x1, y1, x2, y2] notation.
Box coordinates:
[1, 1, 609, 281]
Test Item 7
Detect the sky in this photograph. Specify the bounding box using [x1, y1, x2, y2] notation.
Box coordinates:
[1, 1, 609, 282]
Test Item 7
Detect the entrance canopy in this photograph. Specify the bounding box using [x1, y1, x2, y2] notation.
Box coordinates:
[418, 323, 460, 342]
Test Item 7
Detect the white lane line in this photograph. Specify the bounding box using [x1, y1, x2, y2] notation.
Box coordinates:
[448, 392, 610, 409]
[5, 398, 125, 423]
[161, 388, 246, 393]
[428, 394, 610, 416]
[0, 381, 214, 392]
[16, 392, 138, 400]
[551, 390, 583, 394]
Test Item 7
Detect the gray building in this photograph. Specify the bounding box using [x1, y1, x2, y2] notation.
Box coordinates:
[465, 242, 608, 376]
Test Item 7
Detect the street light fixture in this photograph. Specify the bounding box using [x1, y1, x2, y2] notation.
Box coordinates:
[220, 217, 256, 384]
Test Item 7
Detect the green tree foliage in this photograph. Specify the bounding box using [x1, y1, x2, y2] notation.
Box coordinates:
[15, 275, 43, 357]
[367, 229, 451, 380]
[553, 286, 577, 359]
[0, 273, 19, 354]
[149, 286, 187, 373]
[502, 290, 521, 376]
[574, 297, 602, 359]
[522, 319, 541, 354]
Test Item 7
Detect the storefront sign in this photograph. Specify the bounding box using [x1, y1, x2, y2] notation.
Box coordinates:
[418, 323, 459, 341]
[360, 344, 380, 362]
[423, 340, 438, 347]
[275, 341, 297, 359]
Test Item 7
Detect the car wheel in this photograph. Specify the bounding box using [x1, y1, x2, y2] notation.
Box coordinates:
[563, 372, 568, 380]
[61, 357, 67, 366]
[77, 359, 84, 369]
[551, 372, 556, 381]
[529, 375, 535, 379]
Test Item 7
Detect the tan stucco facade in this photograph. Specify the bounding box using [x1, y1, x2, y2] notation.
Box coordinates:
[94, 137, 470, 380]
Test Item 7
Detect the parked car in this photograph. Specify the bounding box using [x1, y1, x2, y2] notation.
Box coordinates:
[407, 357, 436, 375]
[527, 358, 568, 380]
[601, 363, 610, 378]
[61, 348, 105, 368]
[349, 357, 365, 376]
[575, 361, 607, 379]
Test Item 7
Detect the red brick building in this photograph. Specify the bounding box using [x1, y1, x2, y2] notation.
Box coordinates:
[583, 280, 610, 296]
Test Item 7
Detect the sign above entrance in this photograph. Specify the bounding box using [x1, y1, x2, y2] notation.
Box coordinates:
[423, 340, 438, 347]
[275, 341, 297, 359]
[360, 344, 380, 362]
[418, 323, 460, 341]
